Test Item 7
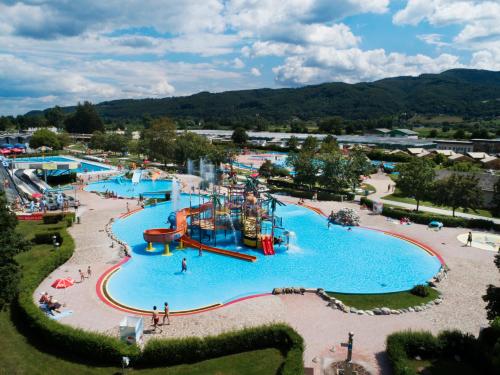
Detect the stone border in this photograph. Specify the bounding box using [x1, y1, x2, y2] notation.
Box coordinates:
[315, 288, 443, 316]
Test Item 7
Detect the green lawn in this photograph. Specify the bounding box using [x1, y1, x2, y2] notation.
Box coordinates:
[382, 193, 496, 218]
[327, 289, 439, 310]
[360, 183, 376, 194]
[5, 220, 285, 374]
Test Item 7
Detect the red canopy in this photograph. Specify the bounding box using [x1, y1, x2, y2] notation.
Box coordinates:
[250, 173, 259, 178]
[51, 277, 75, 289]
[0, 149, 11, 154]
[11, 148, 23, 153]
[32, 193, 43, 199]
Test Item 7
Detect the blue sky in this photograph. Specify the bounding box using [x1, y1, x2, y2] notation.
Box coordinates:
[0, 0, 499, 115]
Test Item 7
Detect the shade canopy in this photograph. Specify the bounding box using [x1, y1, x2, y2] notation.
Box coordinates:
[51, 277, 75, 289]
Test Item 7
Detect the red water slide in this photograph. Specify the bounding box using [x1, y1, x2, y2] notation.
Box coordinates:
[261, 236, 275, 255]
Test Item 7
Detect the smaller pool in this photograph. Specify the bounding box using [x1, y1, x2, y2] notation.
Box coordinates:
[85, 177, 172, 198]
[13, 156, 111, 174]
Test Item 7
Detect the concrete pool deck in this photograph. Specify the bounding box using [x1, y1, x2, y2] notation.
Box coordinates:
[33, 173, 500, 374]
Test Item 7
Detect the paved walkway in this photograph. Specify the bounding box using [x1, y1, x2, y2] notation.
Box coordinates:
[367, 172, 500, 224]
[33, 175, 500, 374]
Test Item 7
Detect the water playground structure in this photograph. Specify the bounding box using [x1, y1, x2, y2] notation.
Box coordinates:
[143, 176, 289, 262]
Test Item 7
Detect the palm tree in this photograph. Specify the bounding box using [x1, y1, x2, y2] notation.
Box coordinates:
[264, 193, 285, 239]
[209, 192, 222, 246]
[244, 176, 259, 196]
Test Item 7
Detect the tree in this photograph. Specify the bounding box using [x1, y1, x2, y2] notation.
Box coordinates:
[231, 127, 248, 145]
[105, 134, 129, 154]
[396, 158, 435, 211]
[429, 129, 438, 138]
[432, 173, 483, 216]
[89, 131, 107, 150]
[287, 136, 299, 151]
[64, 102, 104, 134]
[320, 135, 339, 154]
[45, 106, 65, 128]
[483, 252, 500, 321]
[454, 129, 466, 139]
[142, 117, 176, 166]
[318, 152, 350, 191]
[492, 179, 500, 217]
[29, 128, 62, 150]
[346, 148, 373, 191]
[174, 132, 212, 165]
[287, 151, 319, 188]
[301, 136, 318, 152]
[0, 193, 29, 309]
[258, 160, 274, 178]
[318, 117, 342, 134]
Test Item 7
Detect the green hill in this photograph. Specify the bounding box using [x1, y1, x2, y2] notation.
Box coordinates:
[29, 69, 500, 121]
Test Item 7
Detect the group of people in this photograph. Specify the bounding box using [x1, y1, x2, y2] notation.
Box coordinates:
[39, 292, 63, 314]
[151, 302, 171, 332]
[79, 266, 92, 282]
[103, 190, 118, 198]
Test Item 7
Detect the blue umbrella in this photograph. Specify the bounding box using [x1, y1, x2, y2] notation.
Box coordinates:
[1, 144, 13, 148]
[14, 143, 26, 148]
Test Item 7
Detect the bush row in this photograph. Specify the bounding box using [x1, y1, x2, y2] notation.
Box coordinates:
[139, 324, 304, 374]
[386, 328, 500, 375]
[32, 232, 63, 245]
[16, 221, 305, 371]
[42, 212, 75, 226]
[360, 197, 499, 231]
[271, 187, 354, 202]
[268, 179, 355, 200]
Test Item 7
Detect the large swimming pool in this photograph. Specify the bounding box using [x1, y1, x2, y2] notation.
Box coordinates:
[106, 194, 442, 312]
[14, 156, 111, 173]
[85, 177, 172, 198]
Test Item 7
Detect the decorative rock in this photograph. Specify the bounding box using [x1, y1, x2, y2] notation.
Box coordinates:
[381, 307, 391, 315]
[435, 299, 443, 305]
[408, 307, 415, 312]
[366, 311, 374, 316]
[357, 310, 365, 315]
[373, 308, 382, 315]
[350, 307, 358, 314]
[414, 306, 422, 312]
[272, 288, 282, 295]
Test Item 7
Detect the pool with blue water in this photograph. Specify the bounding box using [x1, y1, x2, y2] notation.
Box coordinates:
[85, 177, 172, 198]
[14, 156, 111, 173]
[106, 194, 442, 312]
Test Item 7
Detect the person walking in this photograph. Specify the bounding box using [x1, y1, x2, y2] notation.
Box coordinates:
[126, 201, 130, 213]
[78, 269, 85, 282]
[162, 302, 170, 325]
[181, 258, 187, 273]
[151, 306, 161, 332]
[466, 232, 473, 247]
[87, 265, 92, 278]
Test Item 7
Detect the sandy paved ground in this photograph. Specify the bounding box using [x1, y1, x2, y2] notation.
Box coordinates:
[33, 173, 499, 374]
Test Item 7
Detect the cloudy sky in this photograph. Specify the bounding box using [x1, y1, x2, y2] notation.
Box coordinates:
[0, 0, 499, 115]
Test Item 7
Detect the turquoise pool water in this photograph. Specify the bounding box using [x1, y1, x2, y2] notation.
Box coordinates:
[107, 194, 442, 312]
[13, 156, 110, 173]
[85, 177, 172, 198]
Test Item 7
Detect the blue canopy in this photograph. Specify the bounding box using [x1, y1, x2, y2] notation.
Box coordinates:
[13, 143, 26, 148]
[1, 144, 13, 148]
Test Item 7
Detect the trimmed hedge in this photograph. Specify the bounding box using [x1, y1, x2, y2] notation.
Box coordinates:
[42, 212, 75, 225]
[15, 220, 305, 371]
[360, 197, 499, 231]
[32, 232, 63, 245]
[15, 225, 139, 365]
[386, 330, 490, 375]
[139, 324, 304, 374]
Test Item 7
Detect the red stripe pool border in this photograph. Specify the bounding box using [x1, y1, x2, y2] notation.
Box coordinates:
[96, 201, 445, 316]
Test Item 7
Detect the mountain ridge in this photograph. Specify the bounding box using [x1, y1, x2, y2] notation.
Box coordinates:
[27, 69, 500, 121]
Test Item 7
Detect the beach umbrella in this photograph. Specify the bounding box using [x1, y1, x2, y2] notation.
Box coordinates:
[0, 149, 11, 154]
[12, 148, 23, 153]
[1, 143, 13, 148]
[13, 143, 26, 149]
[51, 277, 75, 289]
[32, 193, 43, 199]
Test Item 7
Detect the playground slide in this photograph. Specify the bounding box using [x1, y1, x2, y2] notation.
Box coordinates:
[181, 236, 257, 262]
[131, 170, 142, 184]
[143, 203, 257, 262]
[261, 236, 275, 255]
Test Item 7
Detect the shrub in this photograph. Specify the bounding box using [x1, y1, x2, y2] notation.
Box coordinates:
[42, 212, 75, 225]
[437, 330, 477, 361]
[361, 197, 498, 231]
[410, 285, 430, 297]
[138, 324, 304, 374]
[32, 232, 63, 245]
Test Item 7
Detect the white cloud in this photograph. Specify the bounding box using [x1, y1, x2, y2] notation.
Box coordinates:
[417, 33, 448, 47]
[232, 57, 245, 69]
[250, 67, 261, 76]
[273, 47, 463, 85]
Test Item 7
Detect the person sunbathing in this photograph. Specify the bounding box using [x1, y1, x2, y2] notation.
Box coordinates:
[47, 296, 62, 313]
[39, 292, 49, 304]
